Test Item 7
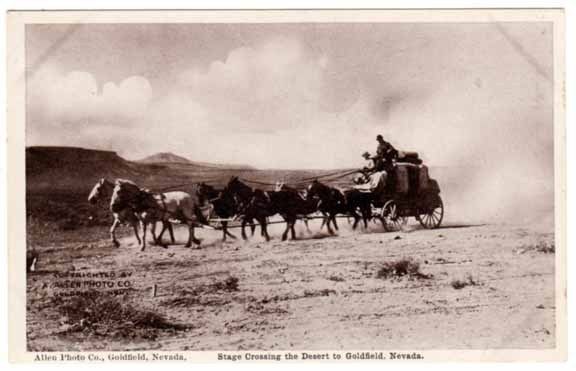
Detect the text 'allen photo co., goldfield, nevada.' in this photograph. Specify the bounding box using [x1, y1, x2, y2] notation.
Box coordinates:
[6, 9, 566, 362]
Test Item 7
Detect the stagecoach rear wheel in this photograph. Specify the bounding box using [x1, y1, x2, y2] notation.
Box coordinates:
[418, 194, 444, 229]
[380, 200, 408, 232]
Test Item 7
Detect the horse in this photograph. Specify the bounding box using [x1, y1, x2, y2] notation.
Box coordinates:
[223, 177, 274, 241]
[88, 178, 143, 247]
[268, 187, 320, 240]
[225, 177, 320, 241]
[275, 182, 314, 232]
[111, 180, 210, 251]
[196, 182, 238, 242]
[343, 188, 373, 230]
[306, 180, 347, 234]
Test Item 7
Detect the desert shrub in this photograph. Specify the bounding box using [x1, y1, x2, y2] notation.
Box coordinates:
[532, 241, 555, 254]
[53, 291, 187, 340]
[303, 289, 337, 297]
[327, 275, 345, 282]
[451, 275, 479, 290]
[212, 276, 239, 292]
[376, 258, 432, 280]
[516, 241, 555, 254]
[161, 276, 239, 308]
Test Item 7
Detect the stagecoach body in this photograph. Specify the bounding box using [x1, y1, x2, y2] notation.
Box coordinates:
[370, 167, 444, 231]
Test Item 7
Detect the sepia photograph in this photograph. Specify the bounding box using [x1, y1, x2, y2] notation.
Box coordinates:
[6, 9, 566, 362]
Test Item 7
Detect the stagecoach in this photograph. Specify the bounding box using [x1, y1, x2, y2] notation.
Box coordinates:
[361, 156, 444, 232]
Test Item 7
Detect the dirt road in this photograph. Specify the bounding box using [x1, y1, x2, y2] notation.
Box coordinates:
[27, 219, 555, 351]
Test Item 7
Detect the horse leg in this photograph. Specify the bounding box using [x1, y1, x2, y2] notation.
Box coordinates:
[155, 221, 170, 249]
[362, 209, 370, 229]
[223, 221, 237, 240]
[332, 213, 339, 231]
[348, 208, 360, 230]
[156, 221, 167, 244]
[319, 216, 327, 231]
[168, 222, 175, 244]
[291, 220, 297, 240]
[186, 225, 201, 248]
[185, 224, 193, 248]
[304, 218, 311, 233]
[281, 218, 290, 241]
[326, 216, 335, 235]
[250, 218, 256, 236]
[241, 219, 248, 240]
[132, 222, 141, 245]
[259, 216, 271, 241]
[150, 221, 159, 245]
[140, 221, 147, 252]
[110, 219, 120, 248]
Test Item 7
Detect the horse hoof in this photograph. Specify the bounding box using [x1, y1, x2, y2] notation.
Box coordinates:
[185, 243, 191, 248]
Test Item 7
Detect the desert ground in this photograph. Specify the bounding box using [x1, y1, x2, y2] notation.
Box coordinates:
[26, 217, 555, 351]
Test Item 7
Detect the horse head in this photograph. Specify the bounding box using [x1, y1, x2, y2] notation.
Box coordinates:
[274, 181, 285, 192]
[88, 178, 112, 204]
[306, 179, 326, 200]
[225, 176, 252, 198]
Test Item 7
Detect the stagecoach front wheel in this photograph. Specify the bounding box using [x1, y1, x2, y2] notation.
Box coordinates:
[418, 194, 444, 229]
[380, 200, 407, 232]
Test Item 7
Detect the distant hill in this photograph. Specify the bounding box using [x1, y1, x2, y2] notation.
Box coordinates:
[138, 152, 191, 164]
[26, 146, 146, 190]
[138, 151, 255, 170]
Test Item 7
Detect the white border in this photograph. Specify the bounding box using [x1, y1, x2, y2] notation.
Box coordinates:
[1, 1, 573, 370]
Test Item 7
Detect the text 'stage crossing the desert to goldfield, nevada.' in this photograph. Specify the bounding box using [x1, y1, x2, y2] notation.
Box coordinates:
[6, 10, 566, 362]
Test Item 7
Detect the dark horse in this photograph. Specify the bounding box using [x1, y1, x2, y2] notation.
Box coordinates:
[224, 177, 320, 241]
[196, 182, 238, 242]
[306, 180, 347, 234]
[342, 188, 373, 230]
[223, 177, 274, 241]
[275, 183, 314, 232]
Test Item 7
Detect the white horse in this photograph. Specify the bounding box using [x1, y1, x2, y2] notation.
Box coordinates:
[111, 180, 210, 251]
[88, 178, 174, 248]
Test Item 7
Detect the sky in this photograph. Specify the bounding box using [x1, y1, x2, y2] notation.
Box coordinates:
[26, 22, 553, 174]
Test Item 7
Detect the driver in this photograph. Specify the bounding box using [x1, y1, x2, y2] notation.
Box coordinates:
[374, 134, 398, 171]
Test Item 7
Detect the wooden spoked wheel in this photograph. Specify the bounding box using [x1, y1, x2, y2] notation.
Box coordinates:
[418, 195, 444, 229]
[380, 200, 408, 232]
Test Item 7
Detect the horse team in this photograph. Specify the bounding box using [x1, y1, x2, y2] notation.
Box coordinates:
[88, 176, 375, 251]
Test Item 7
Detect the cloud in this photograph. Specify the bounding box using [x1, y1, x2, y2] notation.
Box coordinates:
[177, 37, 325, 133]
[28, 66, 152, 128]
